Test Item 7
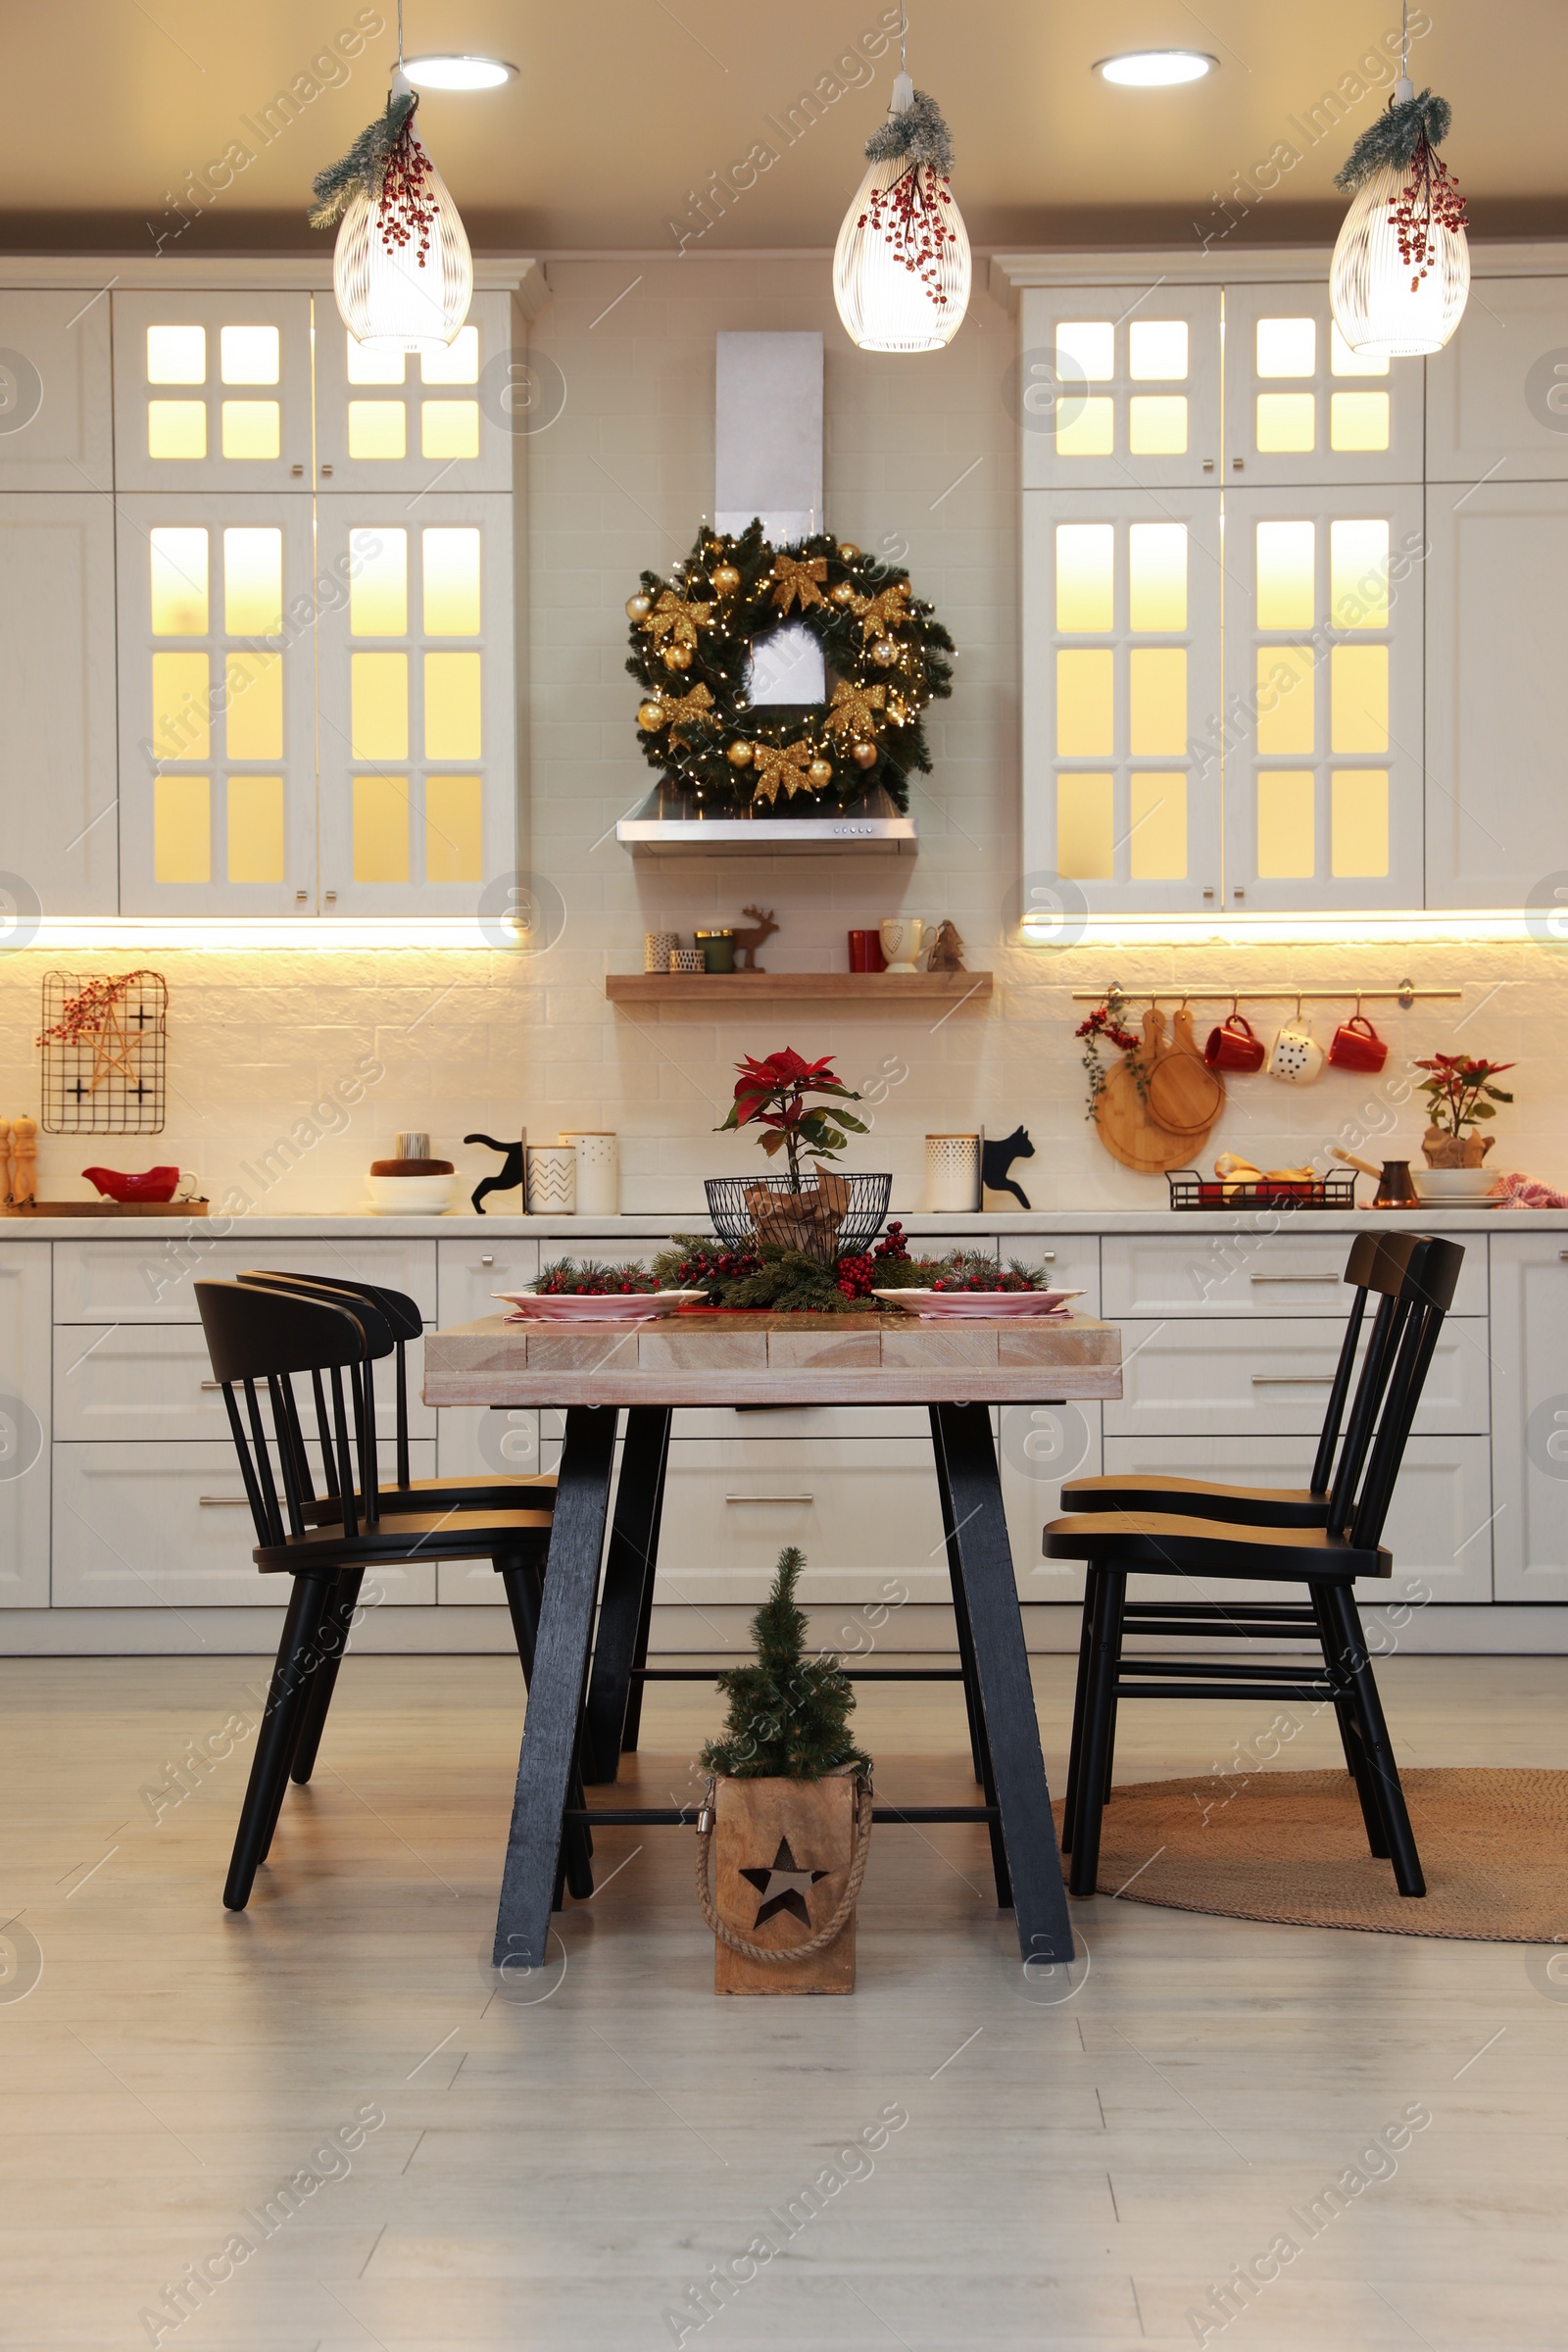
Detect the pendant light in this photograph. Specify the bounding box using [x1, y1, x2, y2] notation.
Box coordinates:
[833, 8, 970, 354]
[1329, 1, 1468, 358]
[309, 0, 472, 353]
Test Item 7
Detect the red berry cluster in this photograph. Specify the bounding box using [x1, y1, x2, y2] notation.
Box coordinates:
[872, 1220, 911, 1264]
[534, 1259, 662, 1297]
[836, 1251, 877, 1300]
[1389, 138, 1468, 289]
[864, 166, 960, 307]
[672, 1245, 761, 1299]
[378, 113, 438, 267]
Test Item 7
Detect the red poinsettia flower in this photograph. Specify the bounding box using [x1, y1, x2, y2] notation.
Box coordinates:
[716, 1046, 868, 1185]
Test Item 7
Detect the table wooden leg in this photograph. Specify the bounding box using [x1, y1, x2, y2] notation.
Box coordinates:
[581, 1406, 672, 1783]
[491, 1406, 618, 1971]
[930, 1404, 1075, 1966]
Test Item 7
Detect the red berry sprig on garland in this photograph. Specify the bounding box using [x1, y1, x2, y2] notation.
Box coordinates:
[377, 106, 437, 265]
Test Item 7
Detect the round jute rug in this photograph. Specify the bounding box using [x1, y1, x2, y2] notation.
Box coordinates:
[1056, 1768, 1568, 1941]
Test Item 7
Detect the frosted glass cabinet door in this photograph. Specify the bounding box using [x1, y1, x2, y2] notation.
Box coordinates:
[1222, 284, 1422, 487]
[111, 291, 313, 494]
[0, 1246, 50, 1606]
[1424, 480, 1568, 907]
[1222, 485, 1424, 910]
[0, 290, 114, 489]
[1426, 277, 1568, 482]
[313, 291, 516, 493]
[316, 495, 517, 914]
[0, 493, 119, 915]
[116, 494, 319, 915]
[1021, 487, 1222, 912]
[1017, 286, 1221, 490]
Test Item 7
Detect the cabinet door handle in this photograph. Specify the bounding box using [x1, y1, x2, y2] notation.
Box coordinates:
[1559, 1251, 1568, 1261]
[200, 1381, 223, 1392]
[1249, 1274, 1339, 1285]
[724, 1493, 814, 1504]
[1251, 1374, 1335, 1386]
[198, 1494, 249, 1507]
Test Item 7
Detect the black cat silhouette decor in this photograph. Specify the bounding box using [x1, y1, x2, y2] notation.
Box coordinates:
[981, 1125, 1035, 1210]
[466, 1133, 525, 1215]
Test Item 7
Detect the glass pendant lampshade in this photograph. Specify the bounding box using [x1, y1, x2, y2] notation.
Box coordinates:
[1330, 157, 1469, 358]
[332, 70, 472, 353]
[834, 74, 971, 354]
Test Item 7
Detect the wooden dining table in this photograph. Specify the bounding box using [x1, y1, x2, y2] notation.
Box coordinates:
[423, 1307, 1123, 1975]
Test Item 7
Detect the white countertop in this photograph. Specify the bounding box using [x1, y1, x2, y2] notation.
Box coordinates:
[3, 1206, 1562, 1238]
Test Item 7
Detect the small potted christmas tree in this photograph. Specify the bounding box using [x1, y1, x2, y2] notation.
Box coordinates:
[697, 1547, 872, 1994]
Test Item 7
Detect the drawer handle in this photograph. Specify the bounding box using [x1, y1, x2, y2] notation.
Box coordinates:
[1249, 1274, 1339, 1285]
[198, 1494, 250, 1507]
[724, 1494, 814, 1504]
[1250, 1375, 1335, 1386]
[200, 1381, 223, 1392]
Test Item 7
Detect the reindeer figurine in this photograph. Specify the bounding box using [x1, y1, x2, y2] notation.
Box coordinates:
[730, 906, 779, 972]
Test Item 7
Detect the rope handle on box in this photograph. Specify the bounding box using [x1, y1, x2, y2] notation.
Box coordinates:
[695, 1774, 873, 1963]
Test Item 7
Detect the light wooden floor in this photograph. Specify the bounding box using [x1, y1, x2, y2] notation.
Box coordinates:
[3, 1653, 1567, 2350]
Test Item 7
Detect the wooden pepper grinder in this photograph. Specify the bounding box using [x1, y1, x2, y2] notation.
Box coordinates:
[10, 1115, 37, 1208]
[0, 1120, 11, 1204]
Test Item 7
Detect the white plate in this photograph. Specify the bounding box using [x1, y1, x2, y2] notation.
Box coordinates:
[494, 1290, 708, 1322]
[364, 1201, 454, 1216]
[872, 1288, 1085, 1320]
[1411, 1168, 1498, 1201]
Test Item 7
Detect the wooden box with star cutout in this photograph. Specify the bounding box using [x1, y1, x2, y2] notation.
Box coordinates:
[712, 1768, 859, 1994]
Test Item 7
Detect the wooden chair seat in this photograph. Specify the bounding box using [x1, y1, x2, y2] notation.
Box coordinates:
[1058, 1473, 1328, 1529]
[1044, 1509, 1388, 1581]
[255, 1506, 555, 1574]
[299, 1474, 557, 1528]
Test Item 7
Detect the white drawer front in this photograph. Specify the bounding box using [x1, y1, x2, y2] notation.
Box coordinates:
[1102, 1230, 1485, 1319]
[53, 1238, 438, 1324]
[54, 1323, 433, 1441]
[437, 1236, 541, 1328]
[0, 1246, 50, 1606]
[51, 1442, 437, 1608]
[1002, 1400, 1102, 1606]
[1100, 1433, 1494, 1602]
[653, 1438, 949, 1605]
[1105, 1317, 1490, 1438]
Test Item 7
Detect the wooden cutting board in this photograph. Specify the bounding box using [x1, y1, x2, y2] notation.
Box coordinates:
[1094, 1007, 1199, 1175]
[1145, 1004, 1226, 1140]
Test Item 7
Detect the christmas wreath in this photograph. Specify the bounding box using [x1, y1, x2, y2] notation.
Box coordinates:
[625, 519, 955, 813]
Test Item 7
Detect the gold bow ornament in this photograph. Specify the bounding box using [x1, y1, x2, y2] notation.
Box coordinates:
[645, 588, 712, 648]
[855, 583, 910, 643]
[768, 554, 828, 614]
[638, 681, 716, 748]
[824, 677, 887, 741]
[751, 737, 817, 805]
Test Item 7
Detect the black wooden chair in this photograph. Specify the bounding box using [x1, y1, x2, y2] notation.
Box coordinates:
[195, 1278, 575, 1913]
[240, 1269, 558, 1518]
[1043, 1232, 1465, 1903]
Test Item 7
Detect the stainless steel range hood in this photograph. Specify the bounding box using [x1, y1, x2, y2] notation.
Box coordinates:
[615, 779, 917, 858]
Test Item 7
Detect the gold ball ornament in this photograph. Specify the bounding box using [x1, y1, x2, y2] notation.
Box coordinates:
[829, 583, 856, 607]
[808, 758, 833, 787]
[726, 741, 755, 769]
[626, 593, 653, 622]
[870, 638, 897, 666]
[837, 541, 860, 561]
[711, 563, 741, 595]
[637, 700, 666, 731]
[662, 644, 693, 671]
[852, 741, 878, 770]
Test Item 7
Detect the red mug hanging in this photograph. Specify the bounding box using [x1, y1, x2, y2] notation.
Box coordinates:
[1203, 1011, 1266, 1073]
[1327, 1012, 1388, 1073]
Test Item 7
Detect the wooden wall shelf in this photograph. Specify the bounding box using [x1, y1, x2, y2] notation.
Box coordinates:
[606, 971, 994, 1006]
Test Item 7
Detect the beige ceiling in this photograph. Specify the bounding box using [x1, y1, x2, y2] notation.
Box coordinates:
[1, 0, 1563, 254]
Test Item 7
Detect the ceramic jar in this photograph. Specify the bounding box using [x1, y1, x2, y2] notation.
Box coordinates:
[926, 1133, 982, 1212]
[525, 1144, 576, 1213]
[562, 1131, 618, 1216]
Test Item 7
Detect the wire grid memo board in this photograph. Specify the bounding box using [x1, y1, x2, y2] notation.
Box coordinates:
[39, 970, 168, 1134]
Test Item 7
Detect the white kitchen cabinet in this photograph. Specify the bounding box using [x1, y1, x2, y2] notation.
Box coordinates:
[1222, 483, 1424, 909]
[313, 293, 516, 494]
[1222, 284, 1422, 487]
[1424, 479, 1568, 907]
[1102, 1228, 1487, 1319]
[1017, 286, 1222, 491]
[315, 494, 517, 914]
[1104, 1315, 1489, 1441]
[1426, 277, 1568, 482]
[0, 491, 119, 914]
[654, 1438, 949, 1606]
[0, 290, 114, 490]
[115, 492, 319, 915]
[1490, 1233, 1568, 1601]
[1101, 1433, 1494, 1603]
[1022, 486, 1224, 913]
[52, 1441, 437, 1608]
[0, 1246, 50, 1606]
[53, 1236, 438, 1323]
[53, 1320, 434, 1443]
[110, 291, 314, 495]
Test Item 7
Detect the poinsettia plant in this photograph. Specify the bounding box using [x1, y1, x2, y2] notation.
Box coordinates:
[716, 1048, 868, 1190]
[1413, 1053, 1515, 1138]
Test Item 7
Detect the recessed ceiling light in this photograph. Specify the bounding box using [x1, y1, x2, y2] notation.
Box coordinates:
[1095, 50, 1217, 86]
[402, 53, 517, 90]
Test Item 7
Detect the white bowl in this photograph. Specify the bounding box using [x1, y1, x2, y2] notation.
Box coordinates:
[1411, 1167, 1497, 1202]
[364, 1171, 460, 1214]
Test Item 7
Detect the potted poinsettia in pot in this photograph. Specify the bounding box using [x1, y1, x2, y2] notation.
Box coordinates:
[707, 1046, 889, 1262]
[1415, 1053, 1515, 1173]
[696, 1546, 872, 1993]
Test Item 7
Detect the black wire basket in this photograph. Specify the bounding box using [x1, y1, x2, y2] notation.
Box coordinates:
[1166, 1168, 1358, 1211]
[705, 1171, 893, 1263]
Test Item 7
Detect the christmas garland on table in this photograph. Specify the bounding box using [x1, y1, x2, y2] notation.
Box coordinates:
[654, 1227, 1052, 1312]
[625, 520, 955, 813]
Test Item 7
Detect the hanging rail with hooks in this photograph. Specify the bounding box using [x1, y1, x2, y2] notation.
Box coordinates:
[1070, 979, 1461, 1012]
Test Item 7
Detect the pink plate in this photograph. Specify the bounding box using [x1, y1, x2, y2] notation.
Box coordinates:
[871, 1289, 1085, 1320]
[494, 1291, 708, 1323]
